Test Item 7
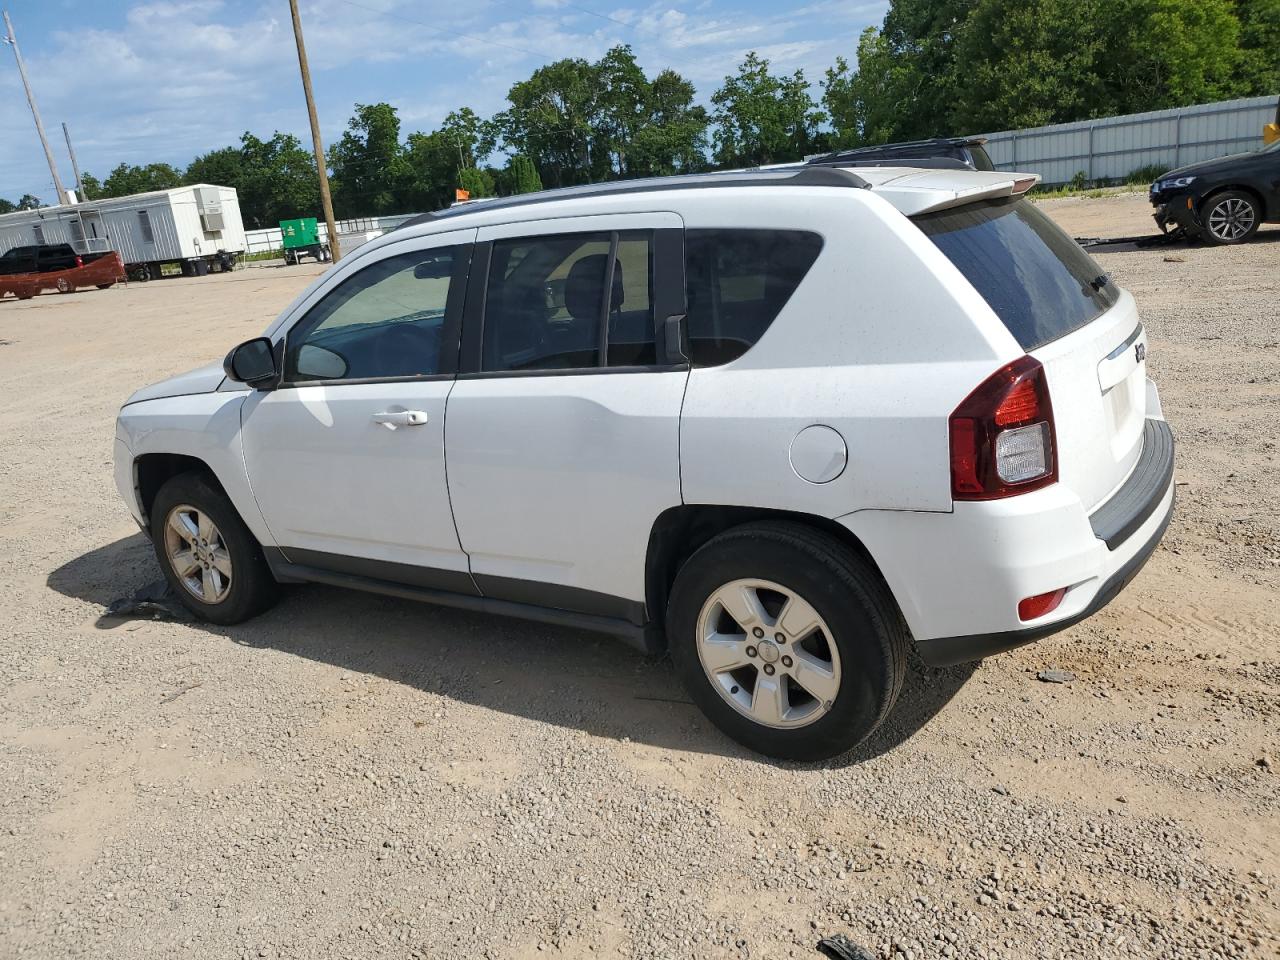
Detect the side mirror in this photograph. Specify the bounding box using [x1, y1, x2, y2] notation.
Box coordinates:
[413, 256, 452, 280]
[223, 337, 278, 387]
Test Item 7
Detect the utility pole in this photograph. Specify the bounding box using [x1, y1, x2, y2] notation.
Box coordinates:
[62, 122, 85, 202]
[287, 0, 340, 261]
[3, 10, 68, 205]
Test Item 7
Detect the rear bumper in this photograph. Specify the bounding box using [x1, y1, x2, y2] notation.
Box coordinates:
[916, 480, 1173, 666]
[841, 417, 1175, 667]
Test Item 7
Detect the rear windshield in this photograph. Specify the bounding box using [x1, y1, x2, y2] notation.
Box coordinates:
[914, 197, 1118, 349]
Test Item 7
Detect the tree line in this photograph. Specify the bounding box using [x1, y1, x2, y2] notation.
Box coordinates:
[2, 0, 1276, 225]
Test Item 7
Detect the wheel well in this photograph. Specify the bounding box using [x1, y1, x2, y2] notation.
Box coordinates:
[643, 505, 890, 648]
[134, 453, 223, 528]
[1199, 184, 1266, 217]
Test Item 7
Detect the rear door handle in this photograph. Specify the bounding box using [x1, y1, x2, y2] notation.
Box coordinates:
[372, 410, 429, 430]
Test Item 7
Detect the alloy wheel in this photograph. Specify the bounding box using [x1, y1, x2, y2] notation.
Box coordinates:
[695, 578, 842, 729]
[163, 504, 233, 604]
[1207, 197, 1256, 242]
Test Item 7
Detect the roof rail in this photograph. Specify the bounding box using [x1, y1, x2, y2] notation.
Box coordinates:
[810, 157, 972, 172]
[395, 166, 869, 232]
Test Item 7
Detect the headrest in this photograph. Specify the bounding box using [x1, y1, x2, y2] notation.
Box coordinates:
[564, 254, 624, 320]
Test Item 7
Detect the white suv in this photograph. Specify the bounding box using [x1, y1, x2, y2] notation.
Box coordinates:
[114, 167, 1175, 759]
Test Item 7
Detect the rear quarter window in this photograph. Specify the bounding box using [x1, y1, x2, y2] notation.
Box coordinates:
[685, 229, 823, 366]
[914, 197, 1118, 350]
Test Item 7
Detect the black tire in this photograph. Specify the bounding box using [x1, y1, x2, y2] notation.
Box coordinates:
[150, 471, 278, 625]
[667, 521, 908, 761]
[1199, 190, 1261, 246]
[96, 283, 113, 290]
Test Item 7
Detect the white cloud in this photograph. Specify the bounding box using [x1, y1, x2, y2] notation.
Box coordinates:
[0, 0, 887, 201]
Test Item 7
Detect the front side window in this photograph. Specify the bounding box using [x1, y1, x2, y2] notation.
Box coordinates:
[483, 231, 655, 372]
[285, 247, 457, 383]
[684, 229, 824, 367]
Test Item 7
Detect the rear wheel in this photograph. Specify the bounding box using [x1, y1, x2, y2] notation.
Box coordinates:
[667, 521, 907, 761]
[150, 472, 278, 625]
[1200, 190, 1260, 245]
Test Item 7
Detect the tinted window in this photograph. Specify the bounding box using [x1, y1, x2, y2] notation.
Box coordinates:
[967, 145, 995, 171]
[483, 231, 655, 372]
[915, 198, 1119, 350]
[285, 247, 456, 383]
[684, 229, 823, 366]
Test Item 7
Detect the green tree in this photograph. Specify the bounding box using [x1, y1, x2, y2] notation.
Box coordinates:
[184, 133, 322, 227]
[329, 102, 411, 217]
[457, 166, 494, 198]
[0, 197, 16, 214]
[401, 128, 461, 212]
[628, 69, 709, 176]
[950, 0, 1107, 130]
[1233, 0, 1280, 94]
[100, 162, 183, 197]
[17, 194, 42, 210]
[496, 57, 602, 187]
[184, 146, 244, 190]
[78, 172, 102, 200]
[505, 155, 543, 193]
[1098, 0, 1243, 115]
[710, 52, 826, 167]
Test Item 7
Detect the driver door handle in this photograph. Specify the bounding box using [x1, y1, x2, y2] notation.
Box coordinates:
[372, 410, 429, 430]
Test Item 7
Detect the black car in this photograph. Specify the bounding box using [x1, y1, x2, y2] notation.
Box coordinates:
[0, 243, 82, 276]
[807, 137, 995, 172]
[1149, 140, 1280, 245]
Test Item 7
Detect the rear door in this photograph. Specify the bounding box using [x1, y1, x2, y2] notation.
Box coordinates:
[915, 197, 1149, 510]
[445, 213, 688, 619]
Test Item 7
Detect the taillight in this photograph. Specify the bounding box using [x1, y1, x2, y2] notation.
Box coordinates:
[75, 255, 83, 267]
[949, 355, 1057, 500]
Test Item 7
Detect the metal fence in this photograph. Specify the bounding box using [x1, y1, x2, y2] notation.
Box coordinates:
[242, 214, 416, 256]
[980, 94, 1277, 186]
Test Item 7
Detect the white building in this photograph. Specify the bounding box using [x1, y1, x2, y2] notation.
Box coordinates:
[0, 184, 246, 275]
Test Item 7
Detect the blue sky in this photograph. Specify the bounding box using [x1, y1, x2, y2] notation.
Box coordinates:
[0, 0, 886, 204]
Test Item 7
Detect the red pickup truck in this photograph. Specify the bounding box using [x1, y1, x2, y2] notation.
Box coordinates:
[0, 245, 126, 300]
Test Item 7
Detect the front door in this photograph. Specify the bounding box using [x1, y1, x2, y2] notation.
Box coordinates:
[241, 229, 476, 592]
[446, 214, 688, 620]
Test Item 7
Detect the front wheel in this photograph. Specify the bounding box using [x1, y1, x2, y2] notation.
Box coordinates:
[1200, 190, 1261, 245]
[150, 472, 278, 625]
[667, 521, 907, 761]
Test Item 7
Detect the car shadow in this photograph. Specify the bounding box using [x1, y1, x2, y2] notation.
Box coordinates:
[47, 533, 976, 767]
[1087, 223, 1280, 255]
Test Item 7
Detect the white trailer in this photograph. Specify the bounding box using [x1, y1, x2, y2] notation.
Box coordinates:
[0, 184, 247, 279]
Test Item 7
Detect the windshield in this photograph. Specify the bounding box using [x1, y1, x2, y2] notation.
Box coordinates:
[914, 197, 1119, 350]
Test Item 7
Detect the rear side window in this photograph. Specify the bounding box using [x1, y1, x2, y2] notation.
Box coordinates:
[684, 229, 823, 366]
[483, 231, 655, 372]
[915, 198, 1118, 350]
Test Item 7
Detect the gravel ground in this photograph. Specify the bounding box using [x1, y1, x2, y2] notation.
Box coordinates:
[0, 193, 1276, 959]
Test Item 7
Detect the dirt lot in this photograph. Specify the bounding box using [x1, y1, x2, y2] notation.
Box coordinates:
[1, 193, 1276, 960]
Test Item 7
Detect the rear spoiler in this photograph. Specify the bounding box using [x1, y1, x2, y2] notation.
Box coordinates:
[877, 172, 1040, 217]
